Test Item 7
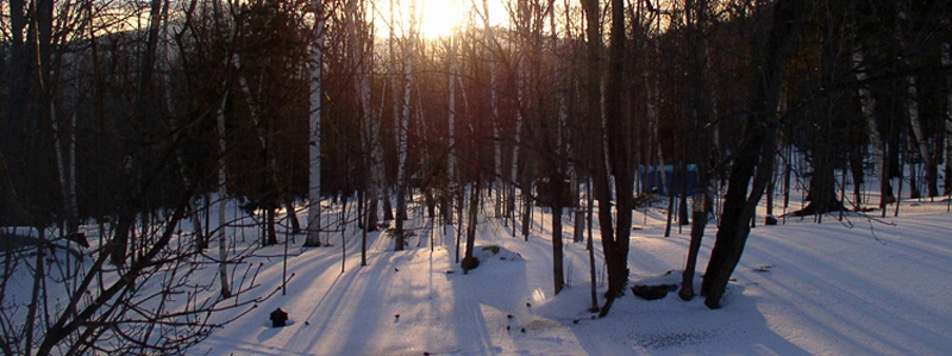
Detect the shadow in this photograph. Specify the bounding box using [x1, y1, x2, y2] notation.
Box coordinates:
[571, 281, 809, 355]
[257, 320, 297, 342]
[741, 226, 952, 354]
[442, 222, 529, 354]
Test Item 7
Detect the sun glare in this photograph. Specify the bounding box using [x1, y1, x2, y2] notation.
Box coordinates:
[417, 0, 466, 38]
[380, 0, 507, 39]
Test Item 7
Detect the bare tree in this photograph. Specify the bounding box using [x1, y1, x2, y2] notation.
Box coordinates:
[897, 3, 938, 198]
[702, 0, 809, 309]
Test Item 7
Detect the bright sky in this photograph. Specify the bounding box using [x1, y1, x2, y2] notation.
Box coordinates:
[377, 0, 509, 39]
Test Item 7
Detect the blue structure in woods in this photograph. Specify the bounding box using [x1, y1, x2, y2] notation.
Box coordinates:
[639, 164, 698, 196]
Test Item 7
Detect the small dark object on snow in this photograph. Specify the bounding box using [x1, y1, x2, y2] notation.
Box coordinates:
[573, 319, 579, 324]
[270, 308, 289, 327]
[461, 256, 480, 272]
[507, 314, 513, 319]
[526, 303, 531, 308]
[631, 284, 678, 300]
[64, 232, 89, 248]
[482, 245, 501, 254]
[394, 314, 400, 319]
[305, 321, 310, 326]
[765, 215, 778, 226]
[395, 267, 399, 272]
[423, 352, 431, 356]
[446, 270, 455, 274]
[506, 325, 511, 331]
[520, 328, 526, 333]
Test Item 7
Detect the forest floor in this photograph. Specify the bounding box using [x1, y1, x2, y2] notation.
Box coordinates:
[196, 193, 952, 355]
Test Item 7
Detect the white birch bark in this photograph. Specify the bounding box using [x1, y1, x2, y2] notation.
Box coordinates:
[851, 46, 886, 195]
[68, 111, 76, 230]
[305, 2, 326, 246]
[216, 88, 231, 298]
[448, 35, 458, 192]
[646, 72, 666, 193]
[349, 0, 381, 229]
[394, 0, 414, 250]
[481, 0, 503, 217]
[511, 62, 525, 191]
[906, 75, 932, 171]
[50, 105, 78, 235]
[941, 36, 952, 194]
[706, 45, 720, 158]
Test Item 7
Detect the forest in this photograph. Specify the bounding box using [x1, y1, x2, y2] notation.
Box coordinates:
[1, 0, 951, 354]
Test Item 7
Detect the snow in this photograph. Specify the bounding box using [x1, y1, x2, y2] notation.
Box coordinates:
[193, 196, 952, 355]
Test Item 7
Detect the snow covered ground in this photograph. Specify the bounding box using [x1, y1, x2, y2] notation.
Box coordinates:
[195, 195, 952, 355]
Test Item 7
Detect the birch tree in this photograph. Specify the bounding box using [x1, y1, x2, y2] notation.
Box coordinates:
[348, 0, 382, 232]
[305, 0, 328, 247]
[943, 21, 952, 195]
[479, 0, 505, 218]
[447, 33, 459, 228]
[394, 0, 416, 251]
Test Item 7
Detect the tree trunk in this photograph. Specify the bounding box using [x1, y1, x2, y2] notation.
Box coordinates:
[581, 0, 616, 316]
[463, 181, 480, 273]
[160, 11, 206, 249]
[348, 0, 380, 232]
[678, 165, 690, 226]
[850, 147, 865, 208]
[266, 207, 278, 246]
[360, 189, 368, 266]
[478, 0, 504, 218]
[394, 0, 415, 250]
[664, 189, 675, 237]
[285, 200, 301, 234]
[24, 228, 46, 356]
[702, 0, 808, 309]
[51, 107, 79, 236]
[551, 203, 565, 296]
[906, 136, 920, 199]
[800, 4, 846, 217]
[448, 33, 459, 231]
[852, 46, 893, 205]
[594, 0, 635, 318]
[898, 9, 938, 197]
[216, 82, 232, 298]
[680, 0, 713, 300]
[943, 35, 952, 195]
[305, 8, 325, 247]
[680, 190, 710, 300]
[512, 65, 525, 231]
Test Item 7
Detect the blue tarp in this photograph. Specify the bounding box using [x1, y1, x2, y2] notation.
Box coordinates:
[638, 164, 697, 196]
